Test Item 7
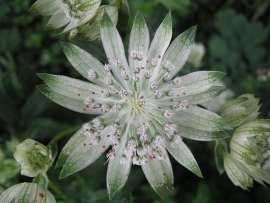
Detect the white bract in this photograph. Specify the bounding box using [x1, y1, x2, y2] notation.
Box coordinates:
[224, 120, 270, 190]
[0, 183, 56, 203]
[38, 12, 230, 198]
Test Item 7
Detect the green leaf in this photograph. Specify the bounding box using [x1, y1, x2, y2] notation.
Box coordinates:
[167, 140, 202, 178]
[215, 139, 228, 175]
[141, 149, 173, 198]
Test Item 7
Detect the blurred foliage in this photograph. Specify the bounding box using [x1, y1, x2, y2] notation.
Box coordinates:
[1, 0, 270, 202]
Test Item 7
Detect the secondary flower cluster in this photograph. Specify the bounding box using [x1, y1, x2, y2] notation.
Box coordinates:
[38, 12, 229, 198]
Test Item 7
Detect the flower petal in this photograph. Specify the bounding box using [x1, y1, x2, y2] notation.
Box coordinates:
[101, 12, 130, 90]
[58, 127, 111, 178]
[160, 71, 225, 92]
[173, 105, 232, 131]
[62, 0, 102, 33]
[45, 11, 70, 30]
[61, 42, 121, 91]
[148, 12, 172, 82]
[141, 149, 173, 198]
[224, 154, 253, 190]
[178, 126, 229, 141]
[107, 126, 132, 199]
[166, 140, 202, 178]
[37, 84, 102, 114]
[215, 139, 228, 175]
[29, 0, 58, 15]
[159, 26, 196, 81]
[0, 183, 56, 203]
[233, 119, 270, 139]
[128, 11, 150, 73]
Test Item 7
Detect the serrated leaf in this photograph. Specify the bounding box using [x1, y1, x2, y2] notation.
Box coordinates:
[167, 140, 202, 178]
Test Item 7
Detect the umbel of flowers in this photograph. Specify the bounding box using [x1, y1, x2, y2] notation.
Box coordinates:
[38, 12, 230, 198]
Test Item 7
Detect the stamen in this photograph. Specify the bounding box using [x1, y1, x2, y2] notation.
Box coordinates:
[101, 89, 110, 98]
[115, 59, 122, 68]
[163, 73, 171, 81]
[151, 58, 158, 67]
[131, 50, 137, 59]
[150, 81, 158, 90]
[136, 51, 143, 61]
[101, 104, 110, 113]
[104, 77, 113, 85]
[164, 110, 174, 118]
[88, 69, 97, 80]
[144, 69, 152, 78]
[173, 77, 182, 84]
[121, 70, 129, 80]
[104, 64, 111, 72]
[84, 97, 93, 105]
[113, 103, 121, 112]
[154, 90, 163, 98]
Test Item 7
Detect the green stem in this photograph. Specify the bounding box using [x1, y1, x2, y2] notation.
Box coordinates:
[49, 181, 74, 203]
[49, 125, 81, 145]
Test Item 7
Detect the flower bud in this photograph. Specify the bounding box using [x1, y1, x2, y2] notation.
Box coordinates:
[13, 139, 53, 177]
[220, 94, 260, 128]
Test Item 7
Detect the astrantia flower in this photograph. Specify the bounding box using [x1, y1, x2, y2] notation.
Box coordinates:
[14, 139, 53, 177]
[224, 119, 270, 189]
[0, 183, 56, 203]
[37, 12, 230, 198]
[29, 0, 111, 39]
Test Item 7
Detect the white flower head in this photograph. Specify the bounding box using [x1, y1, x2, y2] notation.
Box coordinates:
[38, 12, 229, 198]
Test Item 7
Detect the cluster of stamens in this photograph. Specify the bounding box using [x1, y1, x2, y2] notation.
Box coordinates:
[248, 134, 270, 169]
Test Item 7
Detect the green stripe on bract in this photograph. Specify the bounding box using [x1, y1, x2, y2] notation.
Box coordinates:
[224, 154, 253, 190]
[167, 140, 202, 178]
[179, 125, 229, 141]
[141, 150, 173, 198]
